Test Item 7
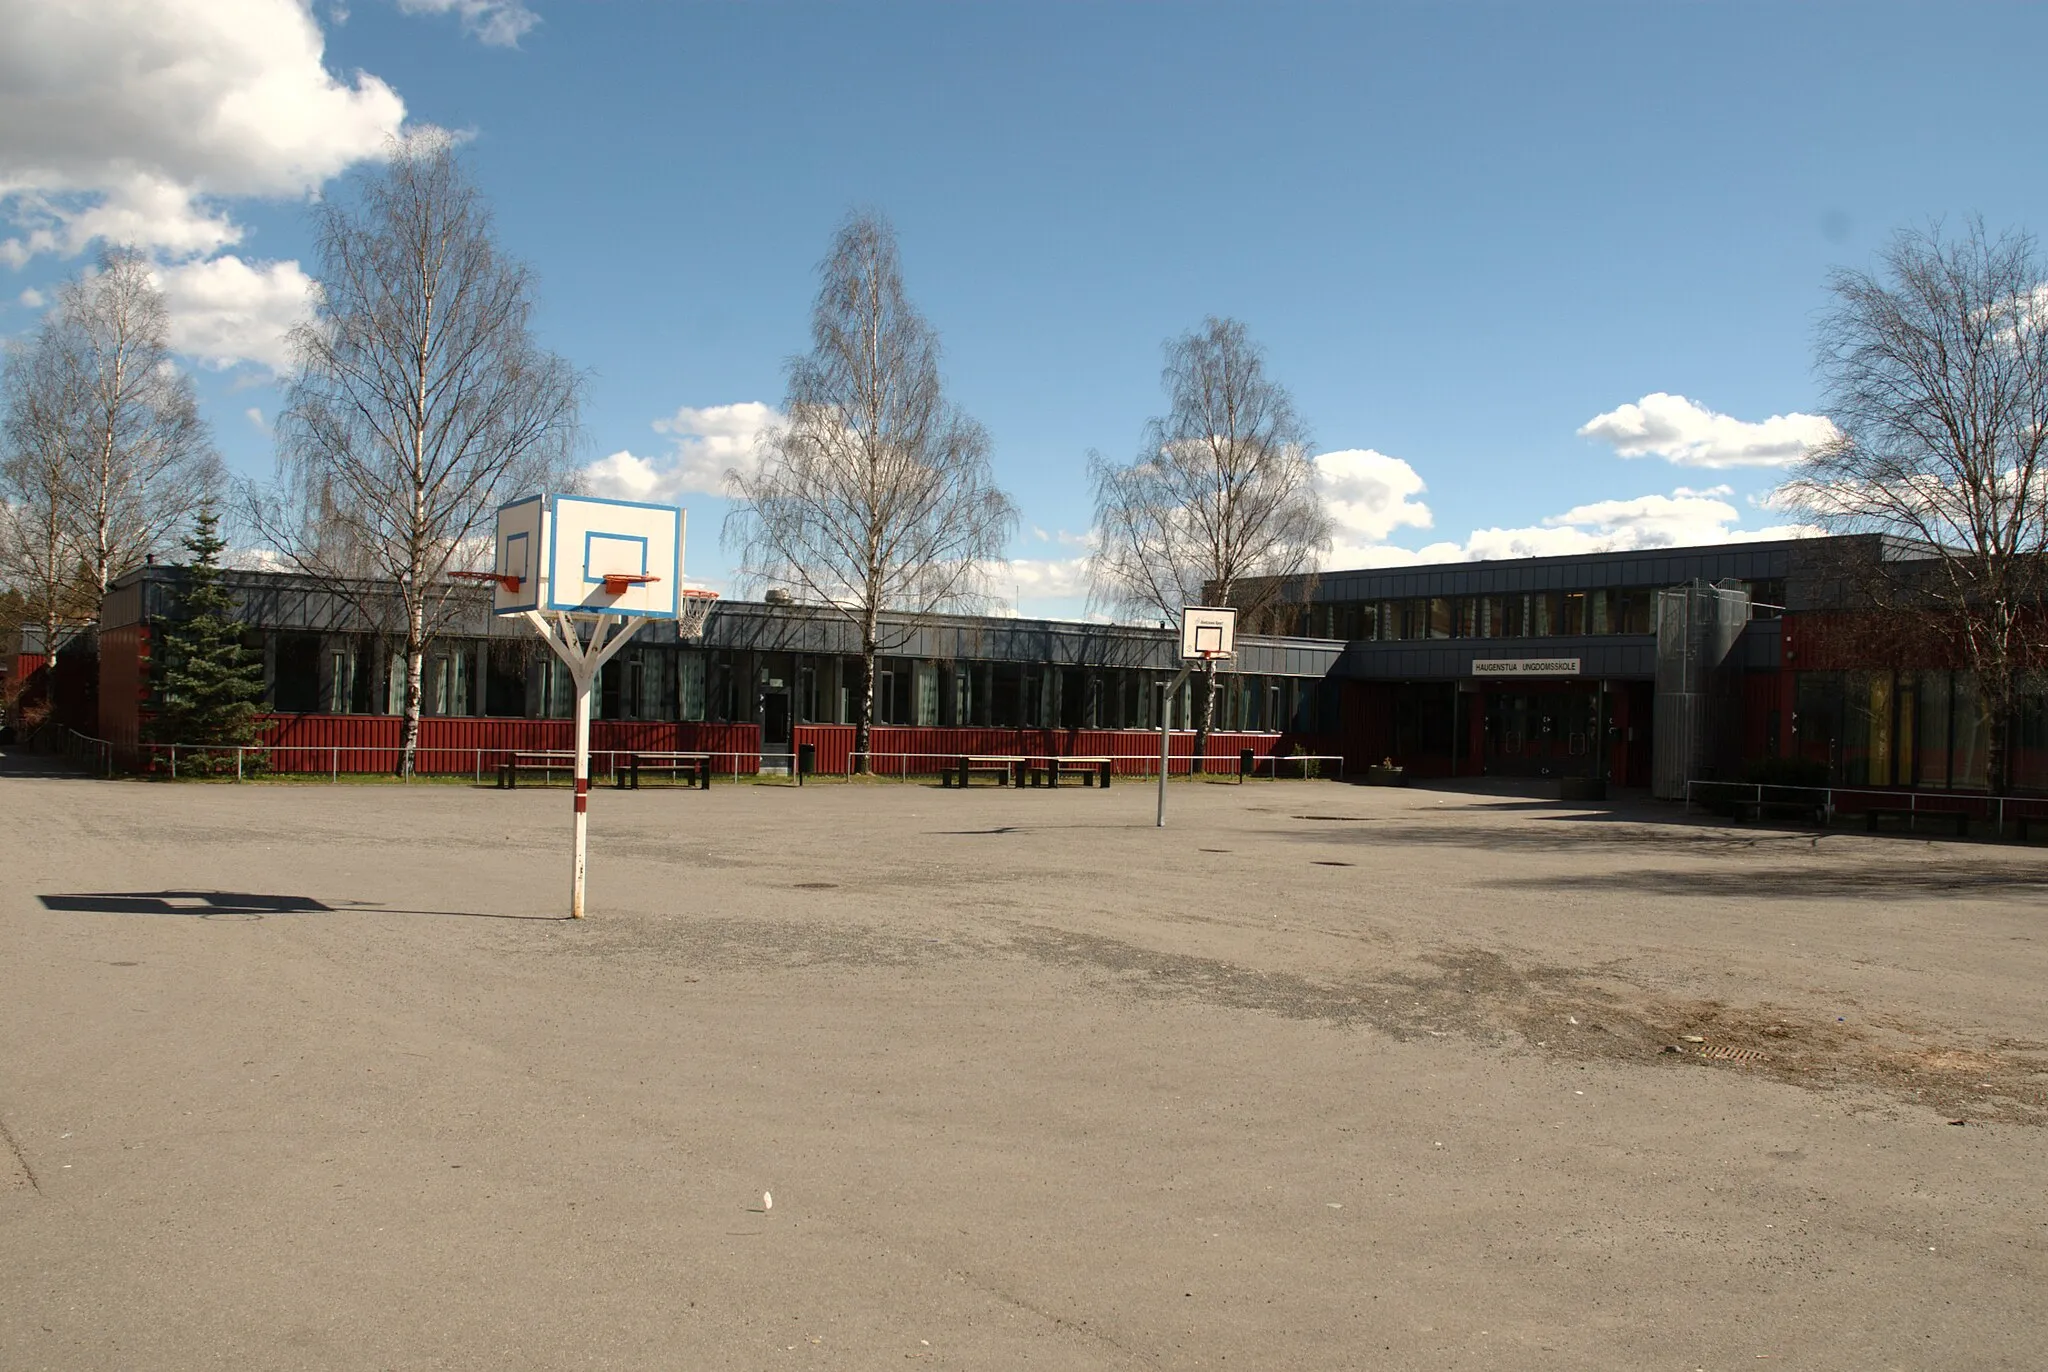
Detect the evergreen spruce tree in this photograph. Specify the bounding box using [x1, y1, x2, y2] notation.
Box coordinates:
[149, 511, 265, 754]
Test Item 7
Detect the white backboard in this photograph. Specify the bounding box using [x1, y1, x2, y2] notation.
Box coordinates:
[490, 494, 685, 619]
[1180, 605, 1237, 661]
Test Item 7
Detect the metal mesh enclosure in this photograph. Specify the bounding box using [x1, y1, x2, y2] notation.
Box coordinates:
[1652, 581, 1751, 799]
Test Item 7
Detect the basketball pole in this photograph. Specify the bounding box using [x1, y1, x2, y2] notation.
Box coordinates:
[526, 611, 647, 918]
[1156, 664, 1192, 828]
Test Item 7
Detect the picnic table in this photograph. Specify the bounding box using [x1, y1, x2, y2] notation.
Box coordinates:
[939, 755, 1025, 788]
[1026, 755, 1114, 788]
[618, 751, 713, 790]
[497, 750, 579, 788]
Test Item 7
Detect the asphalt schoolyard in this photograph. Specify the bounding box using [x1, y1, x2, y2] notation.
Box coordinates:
[2, 760, 2043, 1370]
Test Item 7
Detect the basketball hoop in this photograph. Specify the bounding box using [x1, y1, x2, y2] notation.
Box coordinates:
[450, 569, 523, 593]
[599, 572, 659, 595]
[678, 587, 719, 641]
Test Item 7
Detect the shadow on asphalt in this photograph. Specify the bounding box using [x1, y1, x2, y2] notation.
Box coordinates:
[36, 891, 566, 921]
[1488, 864, 2048, 901]
[39, 891, 333, 916]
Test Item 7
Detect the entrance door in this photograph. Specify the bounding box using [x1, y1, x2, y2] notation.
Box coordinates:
[762, 690, 791, 748]
[1483, 687, 1599, 777]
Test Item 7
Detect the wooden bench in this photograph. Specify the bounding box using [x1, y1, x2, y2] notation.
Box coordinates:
[497, 750, 579, 788]
[1862, 806, 1970, 836]
[940, 755, 1024, 787]
[619, 751, 712, 790]
[1026, 756, 1114, 788]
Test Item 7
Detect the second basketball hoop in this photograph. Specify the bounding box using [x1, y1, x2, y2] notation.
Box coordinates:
[1179, 605, 1237, 661]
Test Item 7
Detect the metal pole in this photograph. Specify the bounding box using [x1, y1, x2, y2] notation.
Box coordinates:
[571, 668, 592, 920]
[1156, 681, 1170, 827]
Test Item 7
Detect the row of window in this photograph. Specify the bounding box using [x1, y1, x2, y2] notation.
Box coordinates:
[251, 632, 1339, 734]
[1791, 668, 2026, 791]
[1291, 580, 1784, 642]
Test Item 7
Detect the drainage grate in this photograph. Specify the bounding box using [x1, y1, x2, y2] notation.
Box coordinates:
[1698, 1045, 1770, 1064]
[792, 882, 838, 890]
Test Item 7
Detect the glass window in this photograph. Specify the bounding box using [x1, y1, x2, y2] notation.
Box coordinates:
[1953, 673, 1989, 789]
[1427, 597, 1454, 639]
[678, 652, 706, 721]
[1560, 592, 1586, 636]
[1612, 589, 1654, 635]
[1746, 579, 1786, 619]
[1915, 670, 1949, 788]
[1589, 590, 1611, 635]
[1530, 593, 1556, 637]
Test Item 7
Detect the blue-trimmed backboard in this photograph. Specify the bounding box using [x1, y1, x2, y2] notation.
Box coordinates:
[491, 494, 684, 619]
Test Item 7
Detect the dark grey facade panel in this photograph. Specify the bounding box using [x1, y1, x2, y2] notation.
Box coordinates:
[1333, 634, 1659, 681]
[1299, 536, 1830, 604]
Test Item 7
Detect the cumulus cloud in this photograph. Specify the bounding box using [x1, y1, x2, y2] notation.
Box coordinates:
[1003, 555, 1092, 603]
[0, 0, 405, 261]
[1578, 392, 1838, 469]
[1332, 486, 1821, 569]
[15, 287, 41, 309]
[582, 402, 785, 503]
[1314, 447, 1433, 566]
[152, 254, 316, 372]
[395, 0, 539, 46]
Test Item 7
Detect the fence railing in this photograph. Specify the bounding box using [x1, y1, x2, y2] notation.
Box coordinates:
[25, 727, 1344, 785]
[834, 747, 1343, 780]
[1684, 778, 2048, 836]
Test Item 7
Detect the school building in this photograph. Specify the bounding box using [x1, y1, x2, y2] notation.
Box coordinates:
[46, 531, 2041, 793]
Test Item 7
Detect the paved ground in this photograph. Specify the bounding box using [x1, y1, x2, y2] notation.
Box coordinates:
[1, 759, 2044, 1370]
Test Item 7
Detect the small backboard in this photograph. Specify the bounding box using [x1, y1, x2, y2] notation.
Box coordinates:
[489, 494, 684, 619]
[1180, 605, 1237, 661]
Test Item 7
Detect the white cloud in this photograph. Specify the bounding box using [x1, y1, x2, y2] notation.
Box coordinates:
[244, 407, 269, 433]
[0, 0, 405, 262]
[152, 255, 315, 372]
[583, 402, 784, 502]
[1003, 554, 1091, 602]
[395, 0, 539, 46]
[15, 287, 41, 308]
[1314, 447, 1433, 567]
[1578, 392, 1838, 469]
[1331, 486, 1821, 569]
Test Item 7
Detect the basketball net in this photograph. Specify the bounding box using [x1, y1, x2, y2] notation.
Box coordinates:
[678, 588, 719, 641]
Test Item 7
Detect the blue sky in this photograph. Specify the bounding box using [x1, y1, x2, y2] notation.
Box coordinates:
[7, 1, 2047, 616]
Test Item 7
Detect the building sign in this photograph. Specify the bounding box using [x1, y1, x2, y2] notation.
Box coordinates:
[1472, 658, 1580, 677]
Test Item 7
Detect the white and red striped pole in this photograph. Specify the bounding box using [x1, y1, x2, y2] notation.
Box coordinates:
[571, 667, 592, 919]
[526, 610, 645, 921]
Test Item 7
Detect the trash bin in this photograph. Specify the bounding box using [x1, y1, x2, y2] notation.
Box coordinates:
[1239, 748, 1256, 783]
[796, 742, 816, 785]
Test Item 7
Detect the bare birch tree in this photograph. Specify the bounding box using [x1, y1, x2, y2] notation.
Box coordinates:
[1089, 317, 1330, 753]
[724, 210, 1017, 767]
[268, 136, 580, 776]
[1, 326, 91, 670]
[60, 248, 220, 597]
[1783, 218, 2048, 796]
[3, 255, 211, 693]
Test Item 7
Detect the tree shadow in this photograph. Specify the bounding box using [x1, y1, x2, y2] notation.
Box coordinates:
[1487, 865, 2048, 901]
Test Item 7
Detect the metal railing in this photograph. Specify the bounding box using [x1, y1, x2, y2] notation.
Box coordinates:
[836, 748, 1343, 780]
[1683, 778, 2048, 836]
[18, 727, 1343, 786]
[30, 732, 765, 783]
